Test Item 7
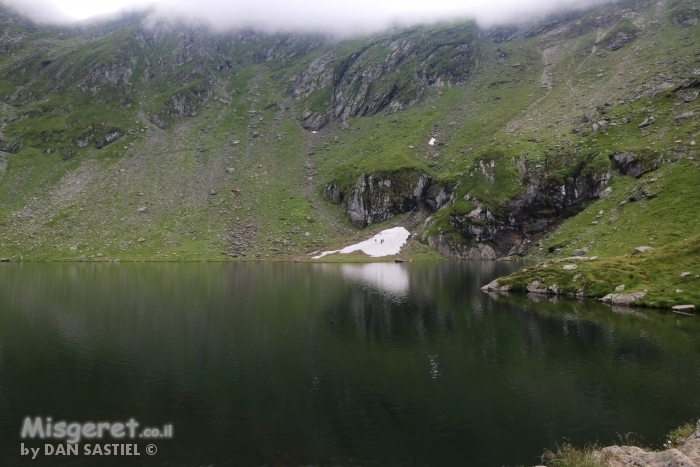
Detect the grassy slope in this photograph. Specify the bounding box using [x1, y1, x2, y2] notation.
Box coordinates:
[0, 0, 699, 278]
[474, 1, 700, 307]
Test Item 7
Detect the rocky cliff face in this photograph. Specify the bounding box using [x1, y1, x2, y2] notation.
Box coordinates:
[328, 157, 611, 259]
[152, 83, 213, 129]
[430, 162, 610, 259]
[294, 23, 479, 130]
[325, 172, 452, 228]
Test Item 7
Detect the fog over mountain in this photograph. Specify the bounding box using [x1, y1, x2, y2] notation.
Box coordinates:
[1, 0, 612, 33]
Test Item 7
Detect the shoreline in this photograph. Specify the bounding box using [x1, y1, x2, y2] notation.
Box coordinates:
[481, 276, 696, 316]
[538, 421, 700, 467]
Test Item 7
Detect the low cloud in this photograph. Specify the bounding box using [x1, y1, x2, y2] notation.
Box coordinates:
[0, 0, 72, 23]
[1, 0, 612, 34]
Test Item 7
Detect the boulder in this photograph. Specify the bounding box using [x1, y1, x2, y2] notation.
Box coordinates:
[605, 31, 637, 51]
[675, 111, 695, 121]
[673, 13, 698, 27]
[638, 116, 655, 128]
[681, 272, 692, 278]
[136, 207, 147, 213]
[612, 152, 644, 178]
[302, 111, 329, 131]
[601, 445, 698, 467]
[480, 279, 512, 293]
[682, 91, 699, 103]
[612, 291, 646, 306]
[563, 264, 578, 271]
[633, 246, 654, 254]
[226, 168, 235, 174]
[601, 291, 646, 306]
[572, 247, 589, 256]
[599, 187, 612, 199]
[672, 304, 696, 314]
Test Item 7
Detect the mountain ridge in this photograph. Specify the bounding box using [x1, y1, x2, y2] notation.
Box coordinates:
[0, 0, 699, 307]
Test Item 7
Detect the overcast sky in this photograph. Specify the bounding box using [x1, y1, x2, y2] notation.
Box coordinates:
[1, 0, 609, 34]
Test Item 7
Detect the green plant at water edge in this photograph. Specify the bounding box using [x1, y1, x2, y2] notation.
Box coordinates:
[664, 421, 697, 449]
[541, 443, 608, 467]
[541, 421, 699, 466]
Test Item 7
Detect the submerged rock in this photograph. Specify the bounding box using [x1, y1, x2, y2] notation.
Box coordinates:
[672, 304, 696, 313]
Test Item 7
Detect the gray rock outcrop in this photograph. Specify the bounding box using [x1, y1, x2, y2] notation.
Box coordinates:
[601, 291, 646, 306]
[481, 279, 511, 292]
[673, 12, 698, 27]
[611, 152, 662, 178]
[326, 172, 437, 228]
[601, 424, 700, 467]
[442, 160, 610, 259]
[291, 23, 479, 130]
[605, 31, 637, 51]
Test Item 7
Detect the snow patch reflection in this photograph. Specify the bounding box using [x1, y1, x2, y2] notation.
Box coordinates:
[341, 263, 410, 298]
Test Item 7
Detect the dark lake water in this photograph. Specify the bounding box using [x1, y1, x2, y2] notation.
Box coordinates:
[1, 261, 700, 466]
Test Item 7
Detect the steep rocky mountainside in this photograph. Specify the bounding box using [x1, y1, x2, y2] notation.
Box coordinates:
[0, 0, 699, 294]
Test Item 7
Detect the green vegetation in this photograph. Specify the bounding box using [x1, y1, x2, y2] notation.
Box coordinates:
[498, 233, 700, 308]
[541, 420, 698, 466]
[0, 0, 699, 278]
[542, 443, 608, 467]
[664, 421, 696, 448]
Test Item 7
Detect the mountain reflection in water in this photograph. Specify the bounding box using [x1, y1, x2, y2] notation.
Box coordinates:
[0, 261, 699, 467]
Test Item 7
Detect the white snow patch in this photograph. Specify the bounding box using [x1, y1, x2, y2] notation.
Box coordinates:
[312, 227, 410, 259]
[428, 137, 436, 146]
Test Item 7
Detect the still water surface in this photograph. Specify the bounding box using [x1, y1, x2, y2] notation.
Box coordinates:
[1, 262, 700, 466]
